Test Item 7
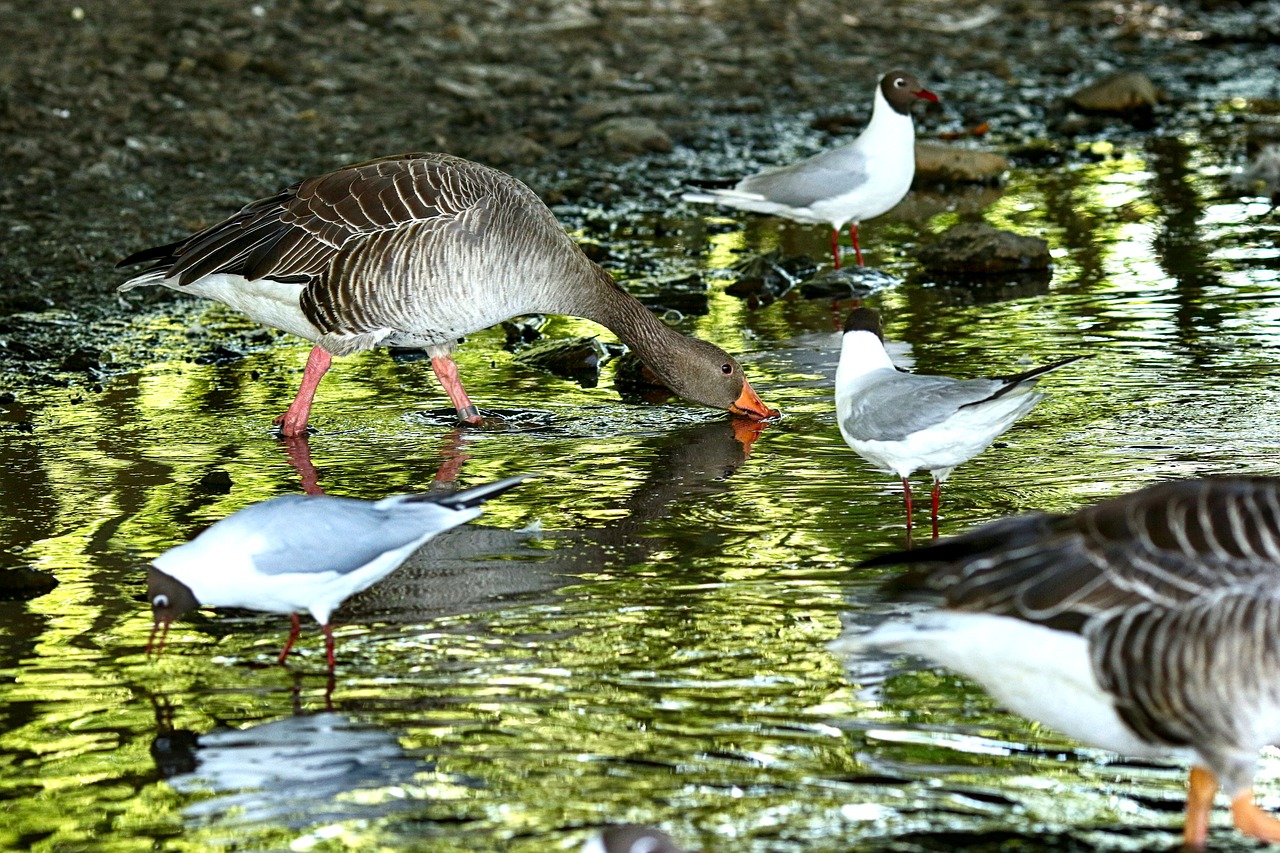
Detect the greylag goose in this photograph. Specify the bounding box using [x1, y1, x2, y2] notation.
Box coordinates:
[836, 307, 1083, 536]
[682, 70, 938, 268]
[118, 153, 778, 435]
[147, 474, 527, 671]
[837, 476, 1280, 847]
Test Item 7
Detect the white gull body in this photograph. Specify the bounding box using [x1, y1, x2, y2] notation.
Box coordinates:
[682, 70, 937, 267]
[835, 307, 1082, 532]
[147, 475, 528, 668]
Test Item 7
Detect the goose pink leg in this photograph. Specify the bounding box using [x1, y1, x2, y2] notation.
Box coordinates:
[430, 355, 483, 424]
[274, 345, 332, 436]
[1231, 789, 1280, 844]
[1185, 766, 1217, 849]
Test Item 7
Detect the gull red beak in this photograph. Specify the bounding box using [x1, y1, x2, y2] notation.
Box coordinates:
[729, 380, 780, 421]
[915, 87, 940, 103]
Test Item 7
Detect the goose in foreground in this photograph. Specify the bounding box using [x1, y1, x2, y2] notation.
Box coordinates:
[147, 474, 528, 671]
[582, 825, 688, 853]
[835, 477, 1280, 848]
[836, 308, 1083, 536]
[118, 153, 778, 436]
[681, 70, 938, 268]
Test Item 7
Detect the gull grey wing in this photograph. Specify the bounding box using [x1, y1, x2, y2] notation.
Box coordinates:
[844, 373, 1005, 441]
[225, 495, 455, 577]
[736, 145, 870, 208]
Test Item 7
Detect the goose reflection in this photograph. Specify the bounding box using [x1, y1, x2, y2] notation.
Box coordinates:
[330, 418, 766, 625]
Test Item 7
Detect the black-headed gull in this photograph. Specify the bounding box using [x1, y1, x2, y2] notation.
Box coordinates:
[146, 474, 529, 670]
[835, 308, 1083, 535]
[836, 477, 1280, 848]
[683, 70, 938, 269]
[118, 154, 777, 435]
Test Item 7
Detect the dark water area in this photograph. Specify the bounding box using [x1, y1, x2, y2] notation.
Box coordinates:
[4, 1, 1280, 851]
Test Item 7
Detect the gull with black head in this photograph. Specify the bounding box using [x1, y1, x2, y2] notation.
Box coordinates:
[682, 70, 938, 268]
[147, 475, 528, 671]
[836, 307, 1083, 536]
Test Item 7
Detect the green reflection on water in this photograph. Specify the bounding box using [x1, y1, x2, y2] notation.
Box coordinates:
[4, 125, 1280, 853]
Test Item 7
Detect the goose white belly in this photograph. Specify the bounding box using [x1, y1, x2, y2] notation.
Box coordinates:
[844, 611, 1187, 761]
[138, 273, 325, 344]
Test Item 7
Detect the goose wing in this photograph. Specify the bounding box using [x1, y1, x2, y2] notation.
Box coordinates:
[118, 153, 500, 286]
[1089, 589, 1280, 788]
[863, 478, 1280, 631]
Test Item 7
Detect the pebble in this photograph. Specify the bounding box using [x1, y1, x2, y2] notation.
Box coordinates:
[917, 222, 1051, 275]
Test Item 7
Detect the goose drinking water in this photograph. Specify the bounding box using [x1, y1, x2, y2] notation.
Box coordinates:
[119, 153, 779, 434]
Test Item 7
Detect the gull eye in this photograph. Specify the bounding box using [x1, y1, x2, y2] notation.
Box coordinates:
[894, 77, 906, 87]
[720, 363, 733, 375]
[153, 594, 169, 608]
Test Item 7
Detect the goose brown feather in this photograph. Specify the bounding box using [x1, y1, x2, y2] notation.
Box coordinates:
[119, 153, 778, 432]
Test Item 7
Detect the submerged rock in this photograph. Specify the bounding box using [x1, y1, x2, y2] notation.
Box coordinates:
[1069, 71, 1160, 115]
[914, 141, 1009, 185]
[723, 250, 817, 307]
[799, 266, 901, 299]
[512, 336, 606, 386]
[918, 222, 1051, 275]
[502, 314, 548, 349]
[589, 116, 673, 155]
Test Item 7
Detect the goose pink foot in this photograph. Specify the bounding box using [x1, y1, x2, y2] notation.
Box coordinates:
[274, 345, 332, 436]
[430, 355, 483, 424]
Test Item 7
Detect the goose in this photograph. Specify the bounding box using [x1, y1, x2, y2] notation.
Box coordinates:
[835, 307, 1083, 536]
[835, 476, 1280, 847]
[118, 153, 779, 435]
[147, 474, 528, 671]
[682, 70, 938, 268]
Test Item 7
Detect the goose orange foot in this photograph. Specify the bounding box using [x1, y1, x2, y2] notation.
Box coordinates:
[1232, 791, 1280, 844]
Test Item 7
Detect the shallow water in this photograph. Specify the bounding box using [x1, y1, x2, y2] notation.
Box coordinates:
[4, 124, 1280, 853]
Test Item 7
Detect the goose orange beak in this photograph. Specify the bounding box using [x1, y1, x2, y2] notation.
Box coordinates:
[729, 380, 780, 420]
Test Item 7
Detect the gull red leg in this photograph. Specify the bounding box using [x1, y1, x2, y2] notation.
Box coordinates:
[322, 624, 336, 672]
[830, 227, 842, 269]
[274, 345, 332, 437]
[277, 612, 302, 664]
[931, 480, 942, 540]
[901, 477, 914, 531]
[850, 223, 864, 266]
[431, 355, 483, 425]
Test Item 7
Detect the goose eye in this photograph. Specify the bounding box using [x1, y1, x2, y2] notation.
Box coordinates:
[720, 363, 733, 375]
[153, 594, 169, 608]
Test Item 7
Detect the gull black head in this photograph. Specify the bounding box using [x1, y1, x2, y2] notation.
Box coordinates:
[843, 307, 884, 341]
[146, 566, 200, 656]
[880, 70, 940, 115]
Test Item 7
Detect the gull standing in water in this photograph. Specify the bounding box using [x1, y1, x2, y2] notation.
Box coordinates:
[835, 308, 1083, 536]
[682, 70, 938, 268]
